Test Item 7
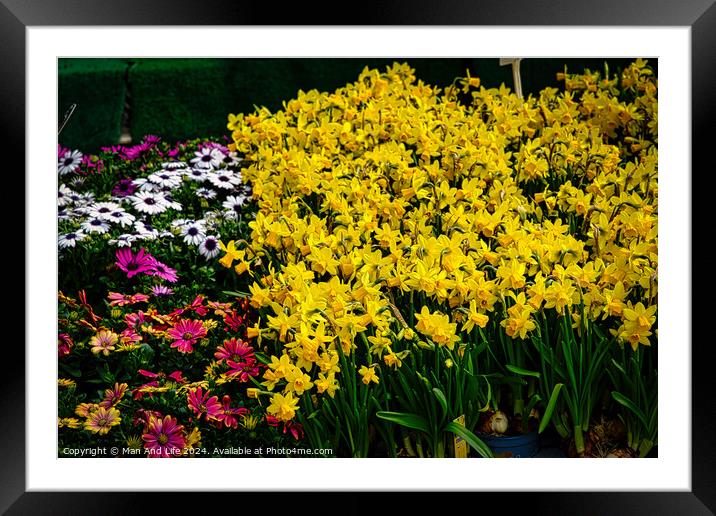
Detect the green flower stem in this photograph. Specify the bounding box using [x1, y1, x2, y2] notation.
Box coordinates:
[574, 425, 585, 455]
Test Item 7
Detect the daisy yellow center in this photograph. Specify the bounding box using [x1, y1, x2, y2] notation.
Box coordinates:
[183, 332, 194, 340]
[158, 433, 169, 445]
[98, 418, 107, 427]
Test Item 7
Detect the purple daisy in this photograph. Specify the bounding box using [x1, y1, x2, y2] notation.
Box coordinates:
[147, 257, 179, 283]
[115, 248, 154, 278]
[151, 285, 174, 297]
[112, 178, 137, 197]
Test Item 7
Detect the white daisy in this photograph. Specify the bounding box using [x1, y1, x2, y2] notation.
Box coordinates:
[71, 206, 92, 217]
[58, 208, 72, 221]
[195, 187, 217, 199]
[81, 217, 110, 234]
[148, 170, 183, 189]
[171, 219, 191, 229]
[109, 234, 136, 247]
[58, 231, 88, 249]
[159, 193, 183, 211]
[207, 170, 241, 190]
[181, 222, 206, 246]
[162, 161, 188, 171]
[70, 176, 86, 189]
[58, 150, 83, 175]
[222, 194, 248, 219]
[132, 177, 161, 192]
[106, 210, 136, 227]
[190, 147, 225, 169]
[185, 168, 208, 182]
[219, 151, 242, 168]
[201, 212, 223, 231]
[131, 192, 169, 215]
[198, 235, 221, 259]
[79, 192, 96, 204]
[58, 184, 74, 207]
[88, 201, 121, 219]
[66, 191, 84, 204]
[134, 220, 159, 238]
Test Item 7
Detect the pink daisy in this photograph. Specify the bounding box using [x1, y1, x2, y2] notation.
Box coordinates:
[186, 387, 221, 421]
[166, 319, 206, 353]
[119, 328, 142, 345]
[142, 414, 186, 458]
[108, 292, 150, 306]
[216, 395, 248, 429]
[124, 311, 146, 330]
[99, 382, 128, 408]
[214, 338, 254, 363]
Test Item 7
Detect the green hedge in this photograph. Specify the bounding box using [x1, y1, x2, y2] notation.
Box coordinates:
[59, 58, 644, 152]
[58, 59, 131, 152]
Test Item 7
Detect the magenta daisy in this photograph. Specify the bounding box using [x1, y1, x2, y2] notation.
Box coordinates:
[186, 387, 222, 421]
[216, 395, 248, 429]
[142, 414, 186, 458]
[166, 319, 206, 353]
[147, 257, 179, 283]
[115, 248, 154, 278]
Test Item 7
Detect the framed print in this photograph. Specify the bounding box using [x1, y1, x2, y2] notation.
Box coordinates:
[3, 0, 710, 513]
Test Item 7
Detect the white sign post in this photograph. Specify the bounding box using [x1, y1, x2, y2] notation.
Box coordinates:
[499, 57, 524, 99]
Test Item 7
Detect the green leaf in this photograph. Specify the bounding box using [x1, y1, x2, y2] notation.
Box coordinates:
[506, 364, 541, 379]
[539, 383, 564, 433]
[376, 411, 430, 433]
[445, 422, 494, 458]
[223, 290, 250, 298]
[432, 388, 448, 418]
[611, 391, 649, 428]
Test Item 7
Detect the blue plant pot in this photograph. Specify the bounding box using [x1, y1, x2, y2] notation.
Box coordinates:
[479, 431, 539, 458]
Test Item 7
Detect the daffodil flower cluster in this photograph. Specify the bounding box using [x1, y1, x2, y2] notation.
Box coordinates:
[222, 61, 658, 421]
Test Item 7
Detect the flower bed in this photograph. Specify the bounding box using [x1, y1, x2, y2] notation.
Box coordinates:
[58, 60, 658, 458]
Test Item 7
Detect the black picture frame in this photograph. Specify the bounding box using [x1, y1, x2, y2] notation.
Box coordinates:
[3, 1, 708, 513]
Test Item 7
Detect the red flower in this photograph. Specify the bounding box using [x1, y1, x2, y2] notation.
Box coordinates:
[223, 311, 245, 332]
[226, 359, 260, 383]
[283, 421, 305, 441]
[133, 409, 163, 431]
[58, 333, 73, 357]
[186, 295, 209, 316]
[216, 395, 248, 429]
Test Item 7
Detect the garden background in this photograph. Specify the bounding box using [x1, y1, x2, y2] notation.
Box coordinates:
[58, 58, 643, 151]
